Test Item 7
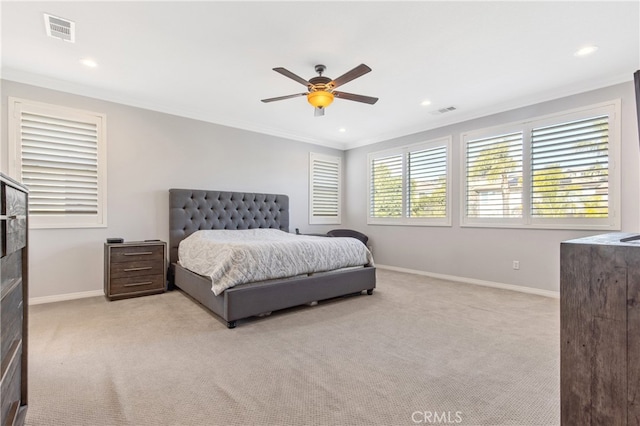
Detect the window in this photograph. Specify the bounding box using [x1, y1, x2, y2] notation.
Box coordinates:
[309, 152, 341, 224]
[368, 137, 451, 226]
[462, 100, 620, 230]
[465, 130, 523, 222]
[8, 98, 107, 229]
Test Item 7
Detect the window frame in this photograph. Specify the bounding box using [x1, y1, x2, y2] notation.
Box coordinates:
[309, 152, 342, 225]
[460, 100, 621, 230]
[8, 97, 108, 229]
[367, 136, 452, 227]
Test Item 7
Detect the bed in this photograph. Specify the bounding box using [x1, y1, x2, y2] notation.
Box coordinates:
[169, 189, 376, 328]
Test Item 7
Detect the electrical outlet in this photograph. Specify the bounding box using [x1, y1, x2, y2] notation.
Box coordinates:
[513, 260, 520, 270]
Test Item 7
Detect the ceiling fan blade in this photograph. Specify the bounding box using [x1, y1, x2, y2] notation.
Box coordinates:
[261, 93, 307, 103]
[333, 91, 379, 105]
[273, 67, 311, 87]
[314, 107, 325, 117]
[329, 64, 372, 89]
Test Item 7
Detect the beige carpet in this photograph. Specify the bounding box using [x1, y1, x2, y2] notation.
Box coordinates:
[25, 269, 559, 426]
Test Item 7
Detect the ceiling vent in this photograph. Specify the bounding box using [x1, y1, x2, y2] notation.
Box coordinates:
[44, 14, 75, 43]
[429, 106, 457, 115]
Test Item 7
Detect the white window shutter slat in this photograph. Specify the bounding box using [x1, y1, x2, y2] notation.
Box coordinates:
[368, 137, 451, 225]
[531, 115, 609, 219]
[9, 98, 107, 229]
[20, 111, 100, 215]
[465, 132, 523, 219]
[407, 145, 448, 218]
[309, 153, 341, 224]
[462, 100, 619, 230]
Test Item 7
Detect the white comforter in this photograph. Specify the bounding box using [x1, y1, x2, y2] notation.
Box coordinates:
[178, 229, 374, 295]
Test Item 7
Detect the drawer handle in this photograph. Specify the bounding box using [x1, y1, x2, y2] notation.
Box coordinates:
[123, 251, 153, 256]
[123, 266, 153, 272]
[123, 281, 153, 287]
[0, 215, 25, 220]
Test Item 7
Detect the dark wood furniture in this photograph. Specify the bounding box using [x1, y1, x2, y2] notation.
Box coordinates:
[0, 174, 28, 425]
[104, 241, 167, 300]
[560, 233, 640, 425]
[169, 189, 376, 329]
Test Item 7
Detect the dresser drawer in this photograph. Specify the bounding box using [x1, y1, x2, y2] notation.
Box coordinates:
[109, 274, 165, 296]
[1, 251, 22, 300]
[3, 185, 27, 217]
[5, 217, 26, 255]
[110, 245, 164, 263]
[1, 281, 22, 365]
[110, 259, 164, 279]
[1, 185, 27, 257]
[0, 349, 22, 426]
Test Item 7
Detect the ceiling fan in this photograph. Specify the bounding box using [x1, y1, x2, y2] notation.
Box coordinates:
[261, 64, 378, 116]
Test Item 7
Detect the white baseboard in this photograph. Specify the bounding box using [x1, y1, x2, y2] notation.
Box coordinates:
[376, 264, 559, 299]
[28, 267, 558, 304]
[29, 290, 104, 305]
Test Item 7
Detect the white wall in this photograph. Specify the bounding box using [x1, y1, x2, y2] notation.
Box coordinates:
[1, 80, 342, 299]
[344, 82, 640, 293]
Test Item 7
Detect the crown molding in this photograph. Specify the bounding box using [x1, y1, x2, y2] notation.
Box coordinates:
[1, 68, 348, 151]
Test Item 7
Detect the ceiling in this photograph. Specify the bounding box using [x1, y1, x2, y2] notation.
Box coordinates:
[2, 1, 639, 150]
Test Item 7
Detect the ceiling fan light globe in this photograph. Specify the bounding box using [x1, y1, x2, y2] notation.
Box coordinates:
[307, 91, 334, 108]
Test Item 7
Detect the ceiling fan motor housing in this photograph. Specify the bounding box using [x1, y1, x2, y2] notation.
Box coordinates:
[309, 76, 332, 90]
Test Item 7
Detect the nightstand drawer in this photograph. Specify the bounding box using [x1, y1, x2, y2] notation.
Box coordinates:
[109, 274, 165, 295]
[110, 245, 164, 263]
[110, 259, 164, 278]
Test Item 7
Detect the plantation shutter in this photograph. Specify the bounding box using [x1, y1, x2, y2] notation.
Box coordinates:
[309, 153, 341, 224]
[465, 132, 523, 218]
[9, 98, 106, 228]
[531, 115, 609, 218]
[20, 112, 99, 215]
[407, 145, 447, 218]
[370, 153, 403, 218]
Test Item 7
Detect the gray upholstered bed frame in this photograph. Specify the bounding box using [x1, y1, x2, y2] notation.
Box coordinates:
[169, 189, 376, 328]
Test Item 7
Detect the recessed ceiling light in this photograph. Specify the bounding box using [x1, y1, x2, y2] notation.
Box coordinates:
[80, 58, 98, 68]
[339, 128, 347, 133]
[421, 99, 432, 106]
[574, 45, 598, 57]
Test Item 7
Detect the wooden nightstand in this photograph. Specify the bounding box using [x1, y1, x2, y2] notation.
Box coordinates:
[104, 241, 166, 300]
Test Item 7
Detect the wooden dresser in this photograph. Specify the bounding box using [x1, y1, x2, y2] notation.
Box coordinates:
[560, 233, 640, 425]
[104, 241, 166, 300]
[0, 174, 28, 425]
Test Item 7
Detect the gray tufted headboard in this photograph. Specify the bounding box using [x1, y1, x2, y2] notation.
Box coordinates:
[169, 189, 289, 266]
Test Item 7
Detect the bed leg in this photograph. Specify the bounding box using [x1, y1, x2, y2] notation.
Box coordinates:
[367, 289, 374, 295]
[227, 321, 237, 329]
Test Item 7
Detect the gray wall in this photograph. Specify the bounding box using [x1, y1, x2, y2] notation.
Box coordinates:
[2, 79, 638, 299]
[344, 82, 640, 293]
[1, 80, 341, 299]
